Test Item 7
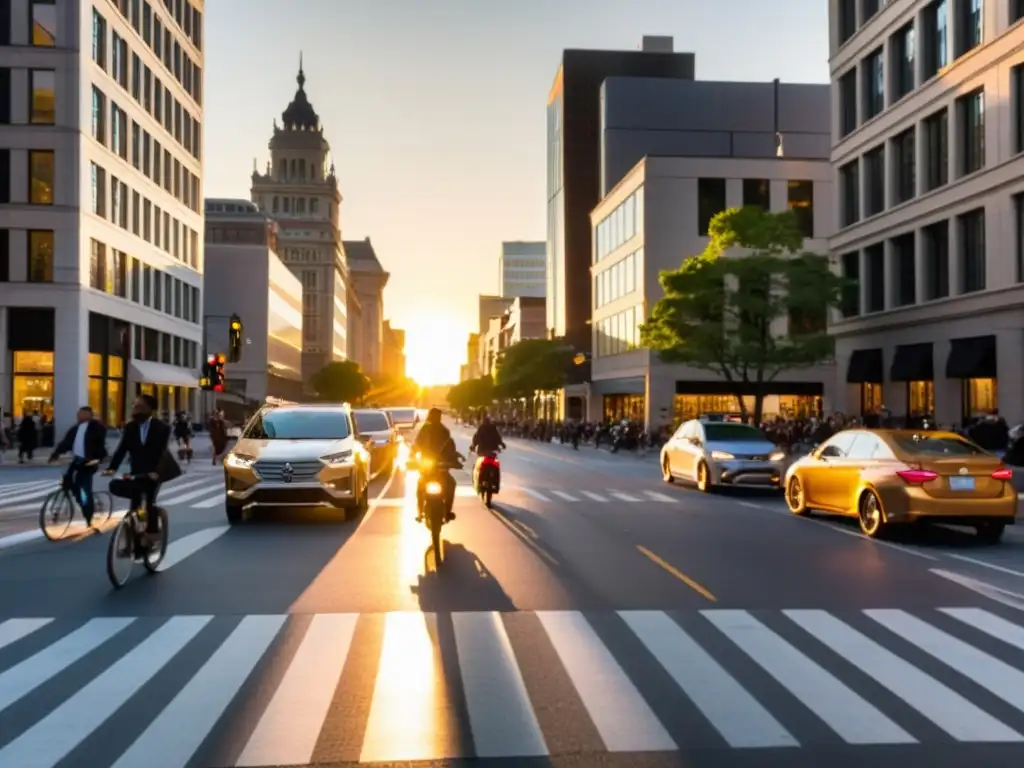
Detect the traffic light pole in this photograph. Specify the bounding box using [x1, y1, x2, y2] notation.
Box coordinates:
[201, 313, 236, 424]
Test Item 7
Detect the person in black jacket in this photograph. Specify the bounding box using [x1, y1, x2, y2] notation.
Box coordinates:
[412, 408, 463, 522]
[469, 416, 505, 455]
[103, 394, 172, 543]
[48, 406, 107, 525]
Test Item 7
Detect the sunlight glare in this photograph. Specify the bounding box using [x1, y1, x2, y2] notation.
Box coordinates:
[404, 313, 464, 385]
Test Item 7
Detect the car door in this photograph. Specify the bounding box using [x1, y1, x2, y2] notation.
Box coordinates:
[674, 422, 701, 477]
[663, 422, 688, 477]
[802, 431, 859, 510]
[826, 432, 882, 513]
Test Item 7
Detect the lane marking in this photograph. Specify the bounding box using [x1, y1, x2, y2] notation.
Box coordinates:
[609, 491, 640, 502]
[520, 488, 550, 502]
[929, 569, 1024, 612]
[580, 491, 607, 502]
[947, 554, 1024, 579]
[0, 618, 53, 652]
[158, 526, 231, 571]
[549, 490, 577, 502]
[942, 607, 1024, 652]
[355, 470, 398, 528]
[644, 491, 677, 503]
[636, 545, 717, 602]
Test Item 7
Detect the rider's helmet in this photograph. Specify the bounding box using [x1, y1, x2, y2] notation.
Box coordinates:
[426, 407, 442, 424]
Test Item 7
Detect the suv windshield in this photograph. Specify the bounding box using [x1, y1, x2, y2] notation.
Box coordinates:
[354, 411, 390, 432]
[703, 423, 766, 442]
[243, 409, 351, 440]
[387, 408, 417, 424]
[890, 434, 986, 457]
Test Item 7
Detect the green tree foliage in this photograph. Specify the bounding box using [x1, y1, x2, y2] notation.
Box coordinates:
[310, 360, 371, 404]
[446, 376, 494, 412]
[494, 338, 574, 399]
[640, 206, 847, 423]
[363, 373, 420, 407]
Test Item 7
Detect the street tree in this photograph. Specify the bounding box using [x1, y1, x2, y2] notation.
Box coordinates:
[363, 373, 419, 407]
[446, 376, 495, 413]
[494, 338, 574, 399]
[640, 206, 846, 424]
[310, 360, 371, 404]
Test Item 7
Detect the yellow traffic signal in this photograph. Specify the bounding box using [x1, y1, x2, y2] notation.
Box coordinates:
[230, 320, 241, 330]
[217, 353, 226, 364]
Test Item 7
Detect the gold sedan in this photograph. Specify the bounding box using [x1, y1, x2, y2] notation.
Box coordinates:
[783, 428, 1017, 542]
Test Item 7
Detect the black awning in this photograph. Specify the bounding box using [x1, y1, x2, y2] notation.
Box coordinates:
[946, 335, 997, 379]
[890, 343, 934, 382]
[846, 349, 883, 383]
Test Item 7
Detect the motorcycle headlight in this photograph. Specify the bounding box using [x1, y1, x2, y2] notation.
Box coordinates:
[425, 481, 443, 495]
[225, 453, 255, 469]
[419, 456, 435, 470]
[320, 450, 353, 465]
[769, 451, 786, 462]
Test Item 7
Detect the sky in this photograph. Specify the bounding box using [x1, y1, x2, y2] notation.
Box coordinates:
[203, 0, 829, 385]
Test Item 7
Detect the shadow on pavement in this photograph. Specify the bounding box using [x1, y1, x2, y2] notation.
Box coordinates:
[807, 509, 1023, 552]
[411, 540, 516, 613]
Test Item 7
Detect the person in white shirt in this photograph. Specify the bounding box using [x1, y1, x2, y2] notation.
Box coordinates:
[48, 406, 108, 525]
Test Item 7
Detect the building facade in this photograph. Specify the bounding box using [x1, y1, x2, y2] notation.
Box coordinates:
[0, 0, 205, 434]
[499, 241, 545, 298]
[463, 332, 480, 381]
[344, 237, 388, 375]
[590, 154, 834, 428]
[250, 60, 348, 381]
[381, 320, 405, 379]
[505, 296, 546, 343]
[828, 0, 1024, 426]
[203, 199, 302, 409]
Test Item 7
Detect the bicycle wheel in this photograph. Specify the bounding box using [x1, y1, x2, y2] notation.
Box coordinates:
[92, 491, 115, 523]
[39, 489, 74, 541]
[143, 507, 169, 573]
[106, 516, 136, 588]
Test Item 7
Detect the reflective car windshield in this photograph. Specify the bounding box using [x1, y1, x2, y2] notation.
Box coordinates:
[243, 410, 351, 440]
[890, 434, 986, 457]
[354, 411, 390, 432]
[703, 423, 766, 441]
[387, 408, 417, 423]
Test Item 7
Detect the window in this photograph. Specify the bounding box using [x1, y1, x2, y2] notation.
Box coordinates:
[697, 178, 726, 236]
[30, 0, 56, 47]
[91, 87, 106, 144]
[838, 0, 856, 44]
[1014, 0, 1024, 23]
[29, 150, 54, 205]
[131, 53, 141, 100]
[862, 47, 884, 120]
[891, 127, 915, 204]
[111, 103, 127, 159]
[243, 409, 352, 440]
[922, 220, 949, 299]
[27, 230, 53, 282]
[131, 123, 140, 168]
[862, 0, 880, 22]
[957, 89, 984, 176]
[0, 69, 10, 124]
[839, 69, 857, 137]
[891, 24, 916, 104]
[90, 162, 105, 216]
[89, 238, 105, 290]
[28, 69, 55, 125]
[0, 150, 9, 203]
[862, 146, 885, 217]
[954, 0, 982, 57]
[1017, 193, 1024, 282]
[92, 10, 106, 68]
[839, 161, 859, 227]
[1013, 65, 1024, 154]
[922, 107, 948, 191]
[922, 0, 948, 79]
[865, 244, 885, 313]
[787, 181, 814, 238]
[841, 251, 860, 317]
[958, 208, 985, 293]
[742, 179, 770, 210]
[892, 233, 916, 307]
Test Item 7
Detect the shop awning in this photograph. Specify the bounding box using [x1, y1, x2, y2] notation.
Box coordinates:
[130, 361, 200, 388]
[889, 343, 933, 382]
[946, 335, 997, 379]
[846, 349, 883, 383]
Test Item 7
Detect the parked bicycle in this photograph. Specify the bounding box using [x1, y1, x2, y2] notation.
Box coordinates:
[39, 460, 114, 541]
[105, 474, 169, 589]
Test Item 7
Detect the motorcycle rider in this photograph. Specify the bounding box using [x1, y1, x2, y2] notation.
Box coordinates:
[412, 407, 462, 523]
[469, 415, 505, 456]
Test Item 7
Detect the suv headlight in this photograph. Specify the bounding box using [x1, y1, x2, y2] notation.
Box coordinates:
[320, 450, 354, 465]
[710, 450, 734, 460]
[769, 451, 786, 462]
[225, 453, 255, 469]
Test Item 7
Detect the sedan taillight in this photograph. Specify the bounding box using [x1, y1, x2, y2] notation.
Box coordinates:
[992, 467, 1013, 481]
[896, 469, 938, 484]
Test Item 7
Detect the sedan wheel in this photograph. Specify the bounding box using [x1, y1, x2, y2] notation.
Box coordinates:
[696, 462, 712, 493]
[786, 476, 807, 515]
[858, 491, 885, 538]
[662, 456, 674, 484]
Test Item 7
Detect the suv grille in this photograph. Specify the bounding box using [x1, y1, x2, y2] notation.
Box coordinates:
[254, 460, 322, 482]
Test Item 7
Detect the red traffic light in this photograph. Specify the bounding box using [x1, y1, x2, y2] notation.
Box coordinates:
[207, 354, 218, 365]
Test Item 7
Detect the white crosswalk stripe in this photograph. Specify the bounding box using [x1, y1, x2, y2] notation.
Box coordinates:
[500, 485, 685, 504]
[4, 607, 1024, 763]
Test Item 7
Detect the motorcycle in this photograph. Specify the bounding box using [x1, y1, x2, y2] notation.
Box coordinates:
[473, 449, 501, 508]
[410, 451, 462, 567]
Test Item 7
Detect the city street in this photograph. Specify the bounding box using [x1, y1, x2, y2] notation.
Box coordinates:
[3, 422, 1024, 767]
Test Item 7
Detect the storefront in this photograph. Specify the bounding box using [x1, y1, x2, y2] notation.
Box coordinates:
[948, 335, 997, 420]
[8, 307, 55, 422]
[673, 380, 823, 424]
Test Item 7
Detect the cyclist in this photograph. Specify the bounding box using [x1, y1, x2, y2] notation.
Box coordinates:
[103, 394, 171, 546]
[47, 405, 107, 526]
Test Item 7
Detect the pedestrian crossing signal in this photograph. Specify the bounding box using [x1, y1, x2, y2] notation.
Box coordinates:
[200, 354, 226, 391]
[228, 313, 243, 363]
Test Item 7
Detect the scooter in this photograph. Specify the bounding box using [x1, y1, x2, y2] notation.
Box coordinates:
[474, 449, 502, 508]
[411, 452, 462, 567]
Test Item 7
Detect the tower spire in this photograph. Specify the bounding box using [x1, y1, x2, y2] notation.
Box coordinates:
[297, 51, 305, 90]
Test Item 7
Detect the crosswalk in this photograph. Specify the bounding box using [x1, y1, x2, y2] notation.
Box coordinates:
[490, 486, 679, 503]
[3, 606, 1024, 764]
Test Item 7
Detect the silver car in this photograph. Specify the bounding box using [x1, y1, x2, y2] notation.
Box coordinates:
[660, 419, 786, 492]
[352, 408, 398, 477]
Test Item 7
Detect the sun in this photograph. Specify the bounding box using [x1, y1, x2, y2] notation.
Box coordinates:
[404, 313, 465, 386]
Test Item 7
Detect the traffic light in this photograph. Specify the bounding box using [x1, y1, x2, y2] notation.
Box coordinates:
[200, 353, 226, 391]
[228, 314, 243, 363]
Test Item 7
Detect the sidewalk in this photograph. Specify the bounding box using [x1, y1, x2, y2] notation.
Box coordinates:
[0, 433, 218, 468]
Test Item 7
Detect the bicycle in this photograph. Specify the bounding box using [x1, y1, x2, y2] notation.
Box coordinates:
[105, 474, 169, 589]
[39, 460, 114, 541]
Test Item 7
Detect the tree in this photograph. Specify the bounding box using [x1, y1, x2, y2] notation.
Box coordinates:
[310, 360, 371, 404]
[446, 376, 494, 413]
[494, 338, 574, 399]
[640, 206, 848, 424]
[362, 373, 419, 407]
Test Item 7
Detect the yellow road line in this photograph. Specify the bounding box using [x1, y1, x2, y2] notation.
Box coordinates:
[636, 545, 717, 602]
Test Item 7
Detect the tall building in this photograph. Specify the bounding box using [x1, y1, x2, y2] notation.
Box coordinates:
[381, 320, 405, 379]
[203, 199, 303, 410]
[0, 0, 205, 433]
[499, 241, 545, 298]
[250, 59, 348, 380]
[344, 237, 388, 375]
[546, 36, 695, 416]
[828, 0, 1024, 425]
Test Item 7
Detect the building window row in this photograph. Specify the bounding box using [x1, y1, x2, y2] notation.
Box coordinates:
[132, 324, 199, 370]
[92, 8, 202, 166]
[594, 248, 642, 309]
[698, 178, 815, 238]
[839, 209, 985, 318]
[594, 187, 643, 262]
[271, 196, 321, 216]
[837, 0, 985, 136]
[0, 228, 54, 283]
[90, 160, 200, 270]
[0, 66, 57, 126]
[595, 303, 644, 358]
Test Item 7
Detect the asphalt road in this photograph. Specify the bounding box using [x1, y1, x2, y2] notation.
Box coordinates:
[3, 422, 1024, 767]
